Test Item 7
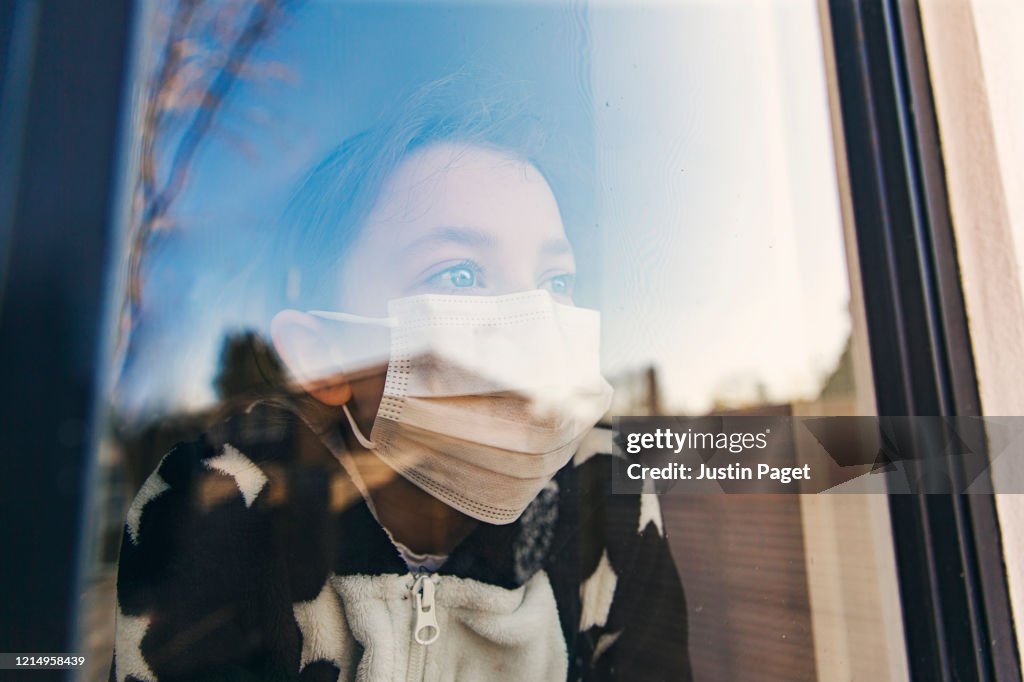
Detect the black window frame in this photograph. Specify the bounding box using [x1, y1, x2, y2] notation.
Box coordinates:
[828, 0, 1019, 679]
[0, 0, 136, 663]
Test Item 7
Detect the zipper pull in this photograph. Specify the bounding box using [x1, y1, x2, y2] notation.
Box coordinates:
[413, 574, 440, 645]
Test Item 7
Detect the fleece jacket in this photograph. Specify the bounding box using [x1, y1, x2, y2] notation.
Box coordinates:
[109, 402, 691, 681]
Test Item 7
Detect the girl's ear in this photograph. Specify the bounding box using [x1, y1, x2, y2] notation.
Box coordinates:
[270, 309, 353, 406]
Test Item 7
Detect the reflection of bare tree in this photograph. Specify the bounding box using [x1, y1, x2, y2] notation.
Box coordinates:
[116, 0, 295, 375]
[85, 10, 298, 674]
[214, 329, 286, 400]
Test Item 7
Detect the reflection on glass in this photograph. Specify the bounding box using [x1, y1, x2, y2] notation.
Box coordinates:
[76, 2, 908, 681]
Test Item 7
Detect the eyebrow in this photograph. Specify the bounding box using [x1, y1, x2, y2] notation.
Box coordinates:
[401, 227, 497, 254]
[541, 238, 574, 257]
[400, 226, 575, 260]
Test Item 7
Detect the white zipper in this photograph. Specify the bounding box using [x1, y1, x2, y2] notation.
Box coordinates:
[406, 573, 439, 682]
[412, 573, 440, 645]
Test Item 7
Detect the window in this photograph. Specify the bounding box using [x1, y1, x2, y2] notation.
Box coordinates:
[0, 1, 1017, 680]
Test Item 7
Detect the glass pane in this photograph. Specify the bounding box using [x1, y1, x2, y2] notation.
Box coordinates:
[76, 1, 908, 680]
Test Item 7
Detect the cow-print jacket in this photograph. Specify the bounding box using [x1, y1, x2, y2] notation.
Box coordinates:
[109, 402, 690, 681]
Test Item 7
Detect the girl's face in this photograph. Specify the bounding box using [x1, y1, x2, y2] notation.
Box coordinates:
[336, 142, 576, 315]
[271, 142, 577, 397]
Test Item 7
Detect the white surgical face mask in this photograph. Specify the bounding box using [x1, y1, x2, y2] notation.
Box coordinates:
[309, 289, 613, 524]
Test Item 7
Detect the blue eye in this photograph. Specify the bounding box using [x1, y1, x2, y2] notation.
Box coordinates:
[449, 266, 475, 288]
[544, 273, 575, 296]
[424, 262, 483, 291]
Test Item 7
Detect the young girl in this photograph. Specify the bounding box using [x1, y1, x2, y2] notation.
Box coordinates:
[110, 78, 691, 682]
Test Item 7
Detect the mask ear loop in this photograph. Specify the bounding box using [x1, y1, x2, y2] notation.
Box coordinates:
[303, 308, 395, 518]
[342, 403, 376, 450]
[307, 402, 387, 525]
[305, 307, 395, 451]
[307, 310, 398, 327]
